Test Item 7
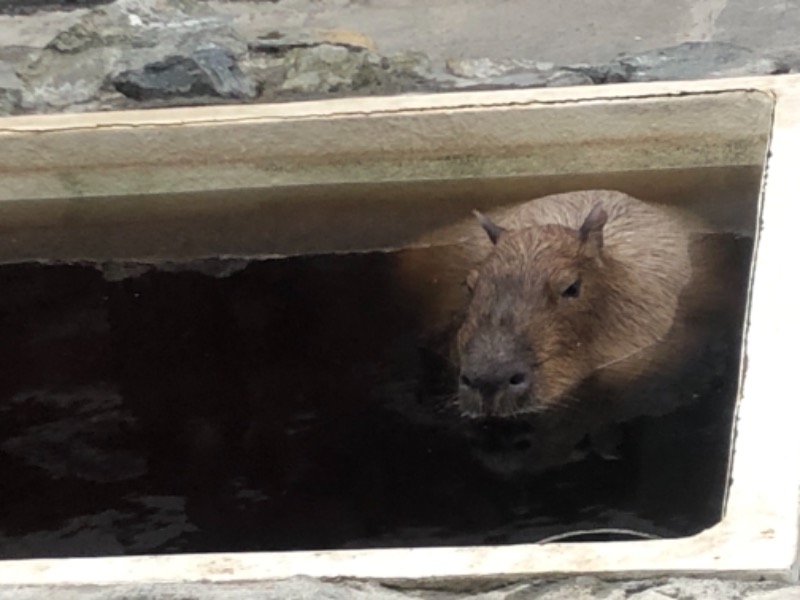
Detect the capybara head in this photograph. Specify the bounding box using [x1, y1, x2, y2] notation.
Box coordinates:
[456, 204, 613, 418]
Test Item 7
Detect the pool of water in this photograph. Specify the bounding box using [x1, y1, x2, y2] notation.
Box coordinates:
[0, 167, 759, 558]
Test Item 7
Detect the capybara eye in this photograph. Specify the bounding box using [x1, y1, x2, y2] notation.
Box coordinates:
[460, 375, 472, 387]
[509, 373, 527, 386]
[561, 279, 582, 298]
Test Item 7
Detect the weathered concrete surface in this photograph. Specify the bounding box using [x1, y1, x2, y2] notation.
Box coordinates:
[206, 0, 798, 66]
[2, 0, 800, 69]
[0, 0, 790, 114]
[715, 0, 800, 67]
[0, 575, 795, 599]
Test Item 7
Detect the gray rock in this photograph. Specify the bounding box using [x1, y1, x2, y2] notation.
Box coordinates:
[19, 46, 122, 110]
[0, 60, 23, 115]
[238, 52, 288, 97]
[249, 29, 373, 56]
[0, 44, 41, 67]
[449, 71, 551, 90]
[249, 30, 329, 55]
[545, 69, 595, 88]
[250, 43, 433, 99]
[45, 19, 131, 54]
[442, 42, 785, 93]
[564, 62, 631, 84]
[16, 0, 252, 110]
[192, 47, 256, 98]
[446, 57, 555, 79]
[773, 50, 800, 74]
[280, 43, 393, 94]
[386, 50, 433, 82]
[1, 4, 789, 115]
[243, 28, 393, 98]
[609, 41, 787, 83]
[443, 57, 594, 91]
[113, 47, 256, 101]
[247, 30, 409, 99]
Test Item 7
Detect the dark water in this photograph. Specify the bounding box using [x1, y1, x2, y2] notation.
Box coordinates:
[0, 229, 752, 558]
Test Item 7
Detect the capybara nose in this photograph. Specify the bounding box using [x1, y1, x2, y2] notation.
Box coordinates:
[459, 365, 531, 403]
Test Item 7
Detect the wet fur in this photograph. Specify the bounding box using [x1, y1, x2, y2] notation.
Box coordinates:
[394, 189, 735, 429]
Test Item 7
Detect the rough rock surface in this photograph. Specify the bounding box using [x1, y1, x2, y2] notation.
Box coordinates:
[0, 576, 796, 599]
[443, 41, 787, 89]
[14, 0, 254, 111]
[0, 59, 23, 115]
[609, 41, 788, 82]
[112, 47, 256, 100]
[0, 0, 791, 115]
[442, 56, 594, 90]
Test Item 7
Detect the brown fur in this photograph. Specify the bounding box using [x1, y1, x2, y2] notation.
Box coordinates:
[394, 189, 735, 424]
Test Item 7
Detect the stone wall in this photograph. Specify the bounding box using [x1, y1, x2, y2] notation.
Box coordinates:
[0, 0, 792, 116]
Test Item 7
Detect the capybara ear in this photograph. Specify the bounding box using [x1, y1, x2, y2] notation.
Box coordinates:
[473, 210, 506, 245]
[579, 204, 608, 256]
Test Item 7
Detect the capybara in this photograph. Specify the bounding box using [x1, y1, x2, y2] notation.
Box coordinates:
[394, 189, 744, 439]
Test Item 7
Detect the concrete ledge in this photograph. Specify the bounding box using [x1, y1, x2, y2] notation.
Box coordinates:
[0, 76, 778, 263]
